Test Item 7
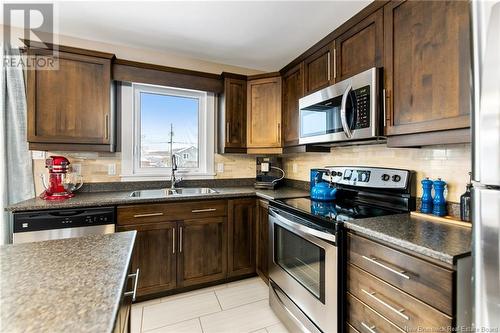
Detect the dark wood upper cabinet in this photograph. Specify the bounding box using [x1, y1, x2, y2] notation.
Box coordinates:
[282, 63, 305, 147]
[334, 8, 383, 81]
[256, 199, 270, 282]
[228, 198, 256, 277]
[384, 0, 471, 145]
[117, 222, 177, 297]
[304, 43, 333, 93]
[218, 73, 247, 153]
[177, 217, 227, 288]
[247, 75, 282, 151]
[27, 48, 115, 152]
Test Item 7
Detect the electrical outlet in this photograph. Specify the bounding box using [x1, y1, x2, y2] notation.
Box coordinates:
[217, 163, 224, 173]
[108, 164, 116, 176]
[292, 163, 298, 174]
[72, 164, 82, 175]
[31, 151, 46, 160]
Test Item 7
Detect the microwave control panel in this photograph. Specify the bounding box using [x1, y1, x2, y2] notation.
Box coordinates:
[354, 85, 370, 129]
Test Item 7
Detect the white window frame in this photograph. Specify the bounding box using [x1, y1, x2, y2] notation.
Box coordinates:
[120, 82, 215, 180]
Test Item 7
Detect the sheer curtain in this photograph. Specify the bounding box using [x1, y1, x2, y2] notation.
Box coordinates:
[0, 48, 35, 245]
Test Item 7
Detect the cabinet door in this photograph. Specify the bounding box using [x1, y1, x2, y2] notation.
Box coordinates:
[228, 198, 256, 277]
[282, 63, 305, 147]
[335, 8, 383, 81]
[247, 77, 282, 148]
[178, 217, 227, 287]
[256, 199, 269, 281]
[384, 0, 471, 137]
[223, 77, 247, 150]
[27, 50, 113, 150]
[304, 44, 333, 93]
[117, 222, 177, 297]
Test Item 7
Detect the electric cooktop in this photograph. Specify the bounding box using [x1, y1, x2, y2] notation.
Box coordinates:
[275, 197, 399, 224]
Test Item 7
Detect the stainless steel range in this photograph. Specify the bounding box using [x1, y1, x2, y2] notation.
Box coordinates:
[268, 166, 415, 333]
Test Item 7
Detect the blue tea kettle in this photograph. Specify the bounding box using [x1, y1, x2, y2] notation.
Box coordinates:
[310, 169, 337, 201]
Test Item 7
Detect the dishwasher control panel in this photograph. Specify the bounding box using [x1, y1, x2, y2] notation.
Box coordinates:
[13, 207, 115, 233]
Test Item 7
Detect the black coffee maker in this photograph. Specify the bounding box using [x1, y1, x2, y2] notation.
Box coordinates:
[255, 157, 285, 190]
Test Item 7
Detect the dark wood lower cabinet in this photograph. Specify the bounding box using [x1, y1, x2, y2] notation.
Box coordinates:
[117, 222, 177, 297]
[177, 217, 227, 287]
[228, 199, 256, 277]
[256, 199, 270, 281]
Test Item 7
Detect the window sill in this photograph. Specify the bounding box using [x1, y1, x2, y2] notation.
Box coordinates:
[120, 173, 216, 182]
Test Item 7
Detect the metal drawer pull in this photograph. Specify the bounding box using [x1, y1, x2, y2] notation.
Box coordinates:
[133, 212, 164, 218]
[362, 255, 411, 280]
[172, 227, 176, 254]
[124, 268, 140, 301]
[361, 289, 410, 320]
[191, 208, 217, 213]
[179, 227, 183, 253]
[361, 322, 377, 333]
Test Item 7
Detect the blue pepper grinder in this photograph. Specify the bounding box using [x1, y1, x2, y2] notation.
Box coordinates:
[420, 177, 433, 214]
[432, 178, 447, 216]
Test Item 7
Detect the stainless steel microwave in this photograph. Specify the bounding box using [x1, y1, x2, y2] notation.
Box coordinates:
[299, 67, 383, 145]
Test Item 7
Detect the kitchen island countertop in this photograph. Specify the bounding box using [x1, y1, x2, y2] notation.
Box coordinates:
[0, 231, 136, 333]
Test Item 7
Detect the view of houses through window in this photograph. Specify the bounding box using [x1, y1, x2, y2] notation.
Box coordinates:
[139, 91, 199, 169]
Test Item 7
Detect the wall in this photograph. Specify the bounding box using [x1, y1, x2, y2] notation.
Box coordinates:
[33, 152, 256, 195]
[283, 144, 471, 203]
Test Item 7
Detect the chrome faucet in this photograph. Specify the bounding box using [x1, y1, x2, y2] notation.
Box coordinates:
[169, 124, 182, 191]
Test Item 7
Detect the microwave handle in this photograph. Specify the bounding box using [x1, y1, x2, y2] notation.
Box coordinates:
[340, 84, 353, 138]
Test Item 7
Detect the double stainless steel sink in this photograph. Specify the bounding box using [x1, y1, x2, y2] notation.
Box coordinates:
[129, 188, 218, 198]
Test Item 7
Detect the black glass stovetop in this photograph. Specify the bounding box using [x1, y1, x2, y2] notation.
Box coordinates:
[276, 197, 398, 224]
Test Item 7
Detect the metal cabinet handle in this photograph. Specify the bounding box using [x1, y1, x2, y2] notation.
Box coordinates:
[340, 84, 353, 138]
[362, 255, 411, 280]
[333, 47, 337, 80]
[277, 123, 281, 143]
[191, 208, 217, 213]
[361, 322, 377, 333]
[382, 89, 387, 127]
[179, 226, 183, 253]
[327, 51, 331, 81]
[133, 212, 164, 218]
[361, 289, 409, 320]
[172, 227, 176, 254]
[124, 268, 139, 302]
[226, 122, 230, 143]
[105, 114, 109, 140]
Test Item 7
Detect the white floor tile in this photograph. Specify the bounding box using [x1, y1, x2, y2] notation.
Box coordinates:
[130, 304, 143, 333]
[144, 318, 203, 333]
[266, 322, 291, 333]
[142, 292, 221, 331]
[215, 278, 268, 310]
[251, 330, 267, 333]
[199, 299, 280, 333]
[161, 283, 227, 303]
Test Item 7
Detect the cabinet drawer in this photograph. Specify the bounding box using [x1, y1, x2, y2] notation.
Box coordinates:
[348, 263, 452, 330]
[347, 292, 404, 333]
[117, 200, 227, 225]
[347, 233, 453, 315]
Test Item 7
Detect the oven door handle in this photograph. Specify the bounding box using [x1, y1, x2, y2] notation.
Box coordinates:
[269, 208, 336, 243]
[340, 84, 353, 138]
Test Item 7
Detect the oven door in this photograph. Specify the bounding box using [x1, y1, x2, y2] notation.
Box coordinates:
[268, 207, 338, 333]
[299, 67, 380, 145]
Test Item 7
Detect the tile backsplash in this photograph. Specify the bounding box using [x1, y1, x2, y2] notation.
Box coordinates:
[282, 143, 471, 203]
[33, 143, 471, 203]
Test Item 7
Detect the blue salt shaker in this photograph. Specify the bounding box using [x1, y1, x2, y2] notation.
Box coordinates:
[432, 178, 447, 217]
[420, 177, 433, 214]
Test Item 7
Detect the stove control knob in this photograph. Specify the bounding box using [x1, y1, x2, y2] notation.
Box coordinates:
[392, 175, 401, 182]
[330, 171, 337, 177]
[381, 174, 390, 181]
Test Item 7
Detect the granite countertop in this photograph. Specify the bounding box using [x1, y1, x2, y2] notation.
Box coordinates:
[0, 231, 136, 333]
[5, 186, 309, 212]
[344, 213, 471, 265]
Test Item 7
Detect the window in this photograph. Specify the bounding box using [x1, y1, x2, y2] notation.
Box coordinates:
[121, 83, 215, 180]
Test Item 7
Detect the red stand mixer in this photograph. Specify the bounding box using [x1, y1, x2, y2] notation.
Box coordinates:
[40, 156, 83, 200]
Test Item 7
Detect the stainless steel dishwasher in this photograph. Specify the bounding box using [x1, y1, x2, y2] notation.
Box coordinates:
[12, 207, 115, 244]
